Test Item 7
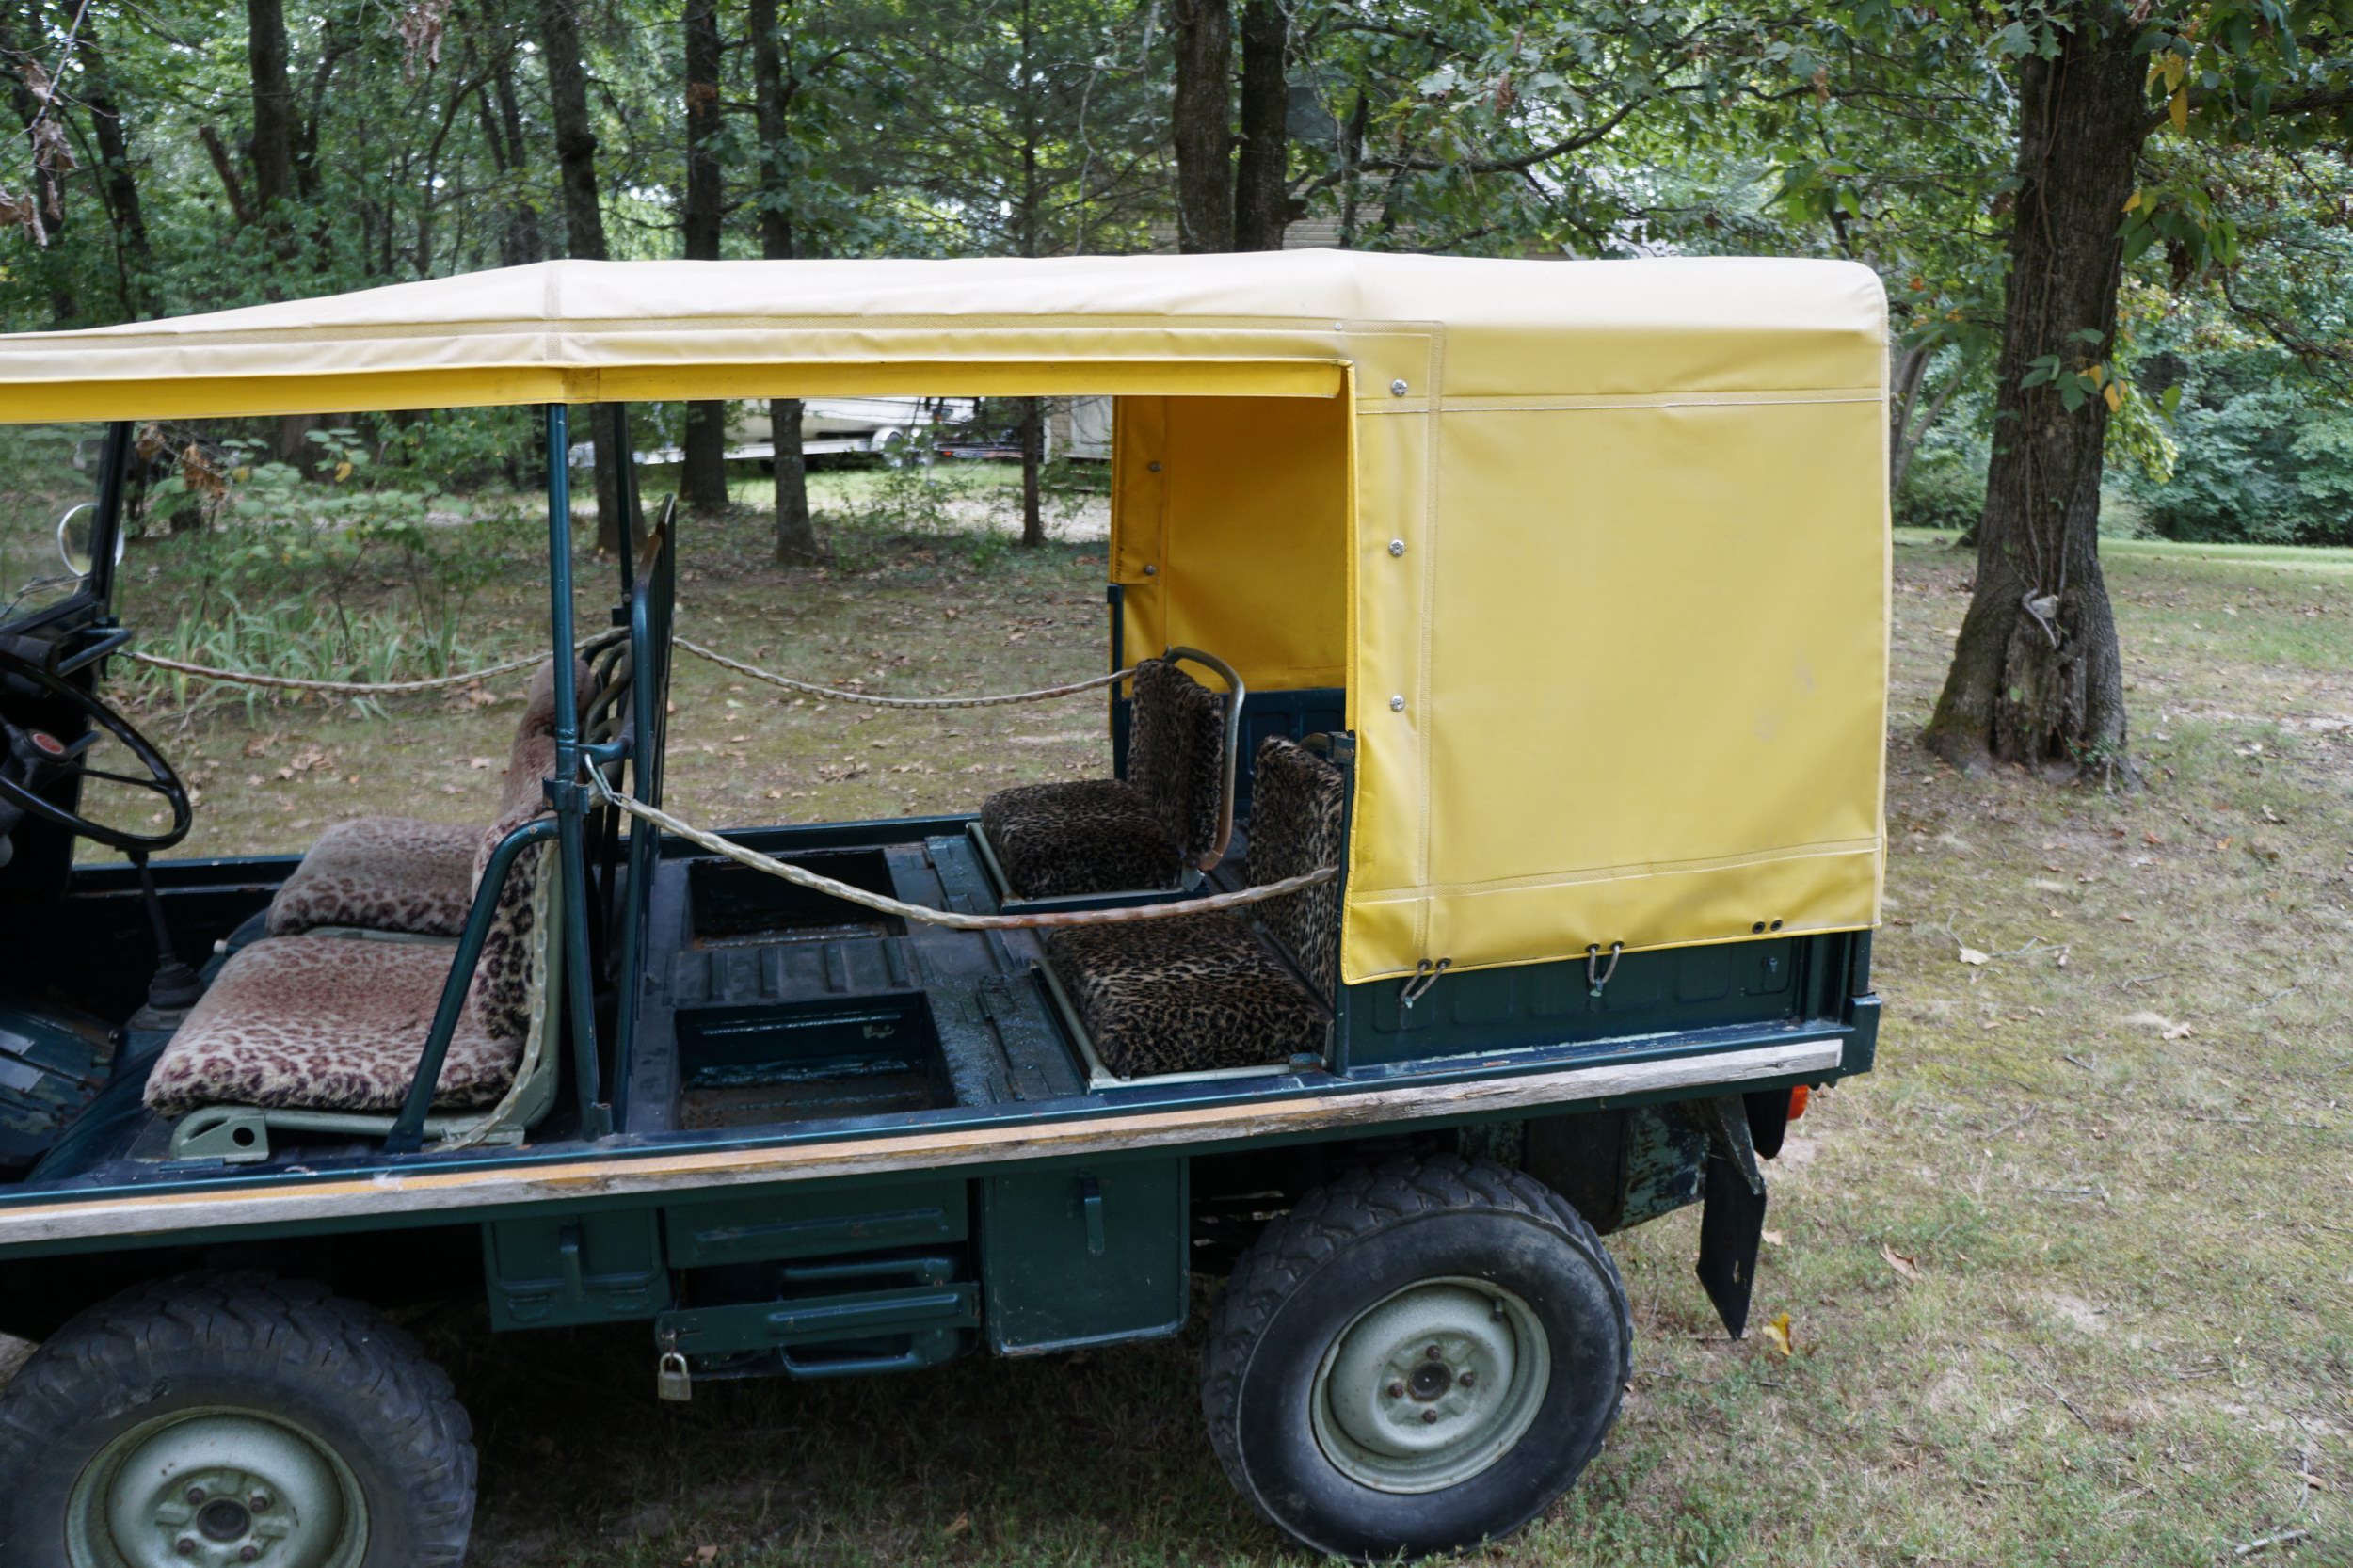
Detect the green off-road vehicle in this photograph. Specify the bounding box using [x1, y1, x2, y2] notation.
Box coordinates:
[0, 250, 1888, 1564]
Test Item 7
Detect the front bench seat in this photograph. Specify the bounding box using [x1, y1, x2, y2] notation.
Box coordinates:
[1044, 735, 1343, 1078]
[262, 654, 600, 940]
[143, 730, 564, 1151]
[980, 652, 1240, 900]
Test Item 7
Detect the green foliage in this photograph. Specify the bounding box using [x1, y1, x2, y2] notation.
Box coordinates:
[2123, 362, 2353, 545]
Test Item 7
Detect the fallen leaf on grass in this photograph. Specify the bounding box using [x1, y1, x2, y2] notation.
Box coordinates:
[944, 1514, 970, 1539]
[1760, 1229, 1785, 1247]
[1880, 1244, 1920, 1284]
[1958, 947, 1991, 966]
[2163, 1021, 2194, 1041]
[1759, 1312, 1795, 1358]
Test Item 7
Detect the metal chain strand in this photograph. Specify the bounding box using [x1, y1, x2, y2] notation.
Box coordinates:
[127, 630, 625, 696]
[586, 769, 1333, 932]
[674, 635, 1137, 709]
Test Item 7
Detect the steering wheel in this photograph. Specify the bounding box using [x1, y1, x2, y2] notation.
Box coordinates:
[0, 646, 190, 854]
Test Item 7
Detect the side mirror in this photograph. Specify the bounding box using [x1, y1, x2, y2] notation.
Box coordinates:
[54, 502, 117, 577]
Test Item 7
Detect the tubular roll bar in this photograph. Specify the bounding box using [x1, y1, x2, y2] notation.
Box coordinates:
[542, 405, 611, 1139]
[382, 816, 560, 1154]
[611, 499, 677, 1080]
[1164, 645, 1246, 871]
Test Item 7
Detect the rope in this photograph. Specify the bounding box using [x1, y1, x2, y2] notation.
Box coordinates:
[584, 767, 1333, 932]
[120, 631, 1119, 710]
[674, 636, 1136, 709]
[124, 631, 625, 696]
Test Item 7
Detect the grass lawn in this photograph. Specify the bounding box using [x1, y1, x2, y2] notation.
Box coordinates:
[18, 499, 2353, 1565]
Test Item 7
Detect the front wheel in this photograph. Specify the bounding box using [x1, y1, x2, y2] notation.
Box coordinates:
[1201, 1154, 1630, 1560]
[0, 1272, 476, 1568]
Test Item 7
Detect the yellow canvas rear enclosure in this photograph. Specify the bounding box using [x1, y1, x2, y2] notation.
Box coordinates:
[0, 249, 1889, 984]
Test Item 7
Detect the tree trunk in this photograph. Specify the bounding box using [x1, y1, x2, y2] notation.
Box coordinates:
[537, 0, 631, 552]
[1923, 8, 2145, 780]
[80, 16, 152, 319]
[1169, 0, 1231, 253]
[748, 0, 820, 563]
[482, 58, 544, 267]
[1019, 397, 1044, 547]
[1232, 0, 1288, 250]
[679, 0, 730, 510]
[248, 0, 296, 223]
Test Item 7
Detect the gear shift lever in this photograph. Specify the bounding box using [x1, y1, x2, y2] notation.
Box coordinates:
[127, 849, 205, 1012]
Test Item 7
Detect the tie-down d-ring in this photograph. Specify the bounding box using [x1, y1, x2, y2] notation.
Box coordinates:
[1585, 941, 1624, 999]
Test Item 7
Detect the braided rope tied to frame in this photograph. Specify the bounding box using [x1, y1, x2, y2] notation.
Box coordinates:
[674, 635, 1138, 710]
[584, 767, 1334, 932]
[127, 629, 627, 696]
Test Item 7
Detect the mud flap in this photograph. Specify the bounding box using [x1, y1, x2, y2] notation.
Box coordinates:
[1692, 1095, 1768, 1339]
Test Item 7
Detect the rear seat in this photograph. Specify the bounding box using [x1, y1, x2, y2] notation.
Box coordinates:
[1044, 735, 1342, 1078]
[980, 652, 1237, 899]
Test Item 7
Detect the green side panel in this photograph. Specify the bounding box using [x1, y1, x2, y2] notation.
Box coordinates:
[662, 1177, 968, 1269]
[484, 1208, 672, 1330]
[659, 1279, 977, 1366]
[1348, 931, 1858, 1069]
[980, 1158, 1188, 1355]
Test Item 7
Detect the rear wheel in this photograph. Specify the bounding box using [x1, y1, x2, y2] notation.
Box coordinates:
[1201, 1154, 1630, 1560]
[0, 1272, 475, 1568]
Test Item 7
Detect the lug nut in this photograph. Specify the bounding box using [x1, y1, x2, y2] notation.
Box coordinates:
[240, 1549, 261, 1564]
[185, 1487, 207, 1505]
[1425, 1345, 1442, 1360]
[1420, 1408, 1439, 1425]
[175, 1541, 197, 1558]
[1460, 1369, 1477, 1387]
[1385, 1381, 1404, 1398]
[250, 1494, 271, 1512]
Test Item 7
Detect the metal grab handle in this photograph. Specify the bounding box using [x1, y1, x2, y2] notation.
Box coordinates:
[1164, 645, 1246, 872]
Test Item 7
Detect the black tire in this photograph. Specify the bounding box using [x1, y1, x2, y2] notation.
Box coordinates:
[1201, 1153, 1630, 1560]
[0, 1272, 476, 1568]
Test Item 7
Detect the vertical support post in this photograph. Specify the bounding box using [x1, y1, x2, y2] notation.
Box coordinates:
[546, 404, 612, 1139]
[611, 405, 637, 600]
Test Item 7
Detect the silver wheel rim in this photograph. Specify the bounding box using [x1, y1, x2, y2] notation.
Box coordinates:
[1309, 1276, 1553, 1495]
[67, 1407, 370, 1568]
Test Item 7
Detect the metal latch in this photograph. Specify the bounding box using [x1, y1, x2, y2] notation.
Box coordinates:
[1585, 941, 1624, 1000]
[1400, 957, 1451, 1010]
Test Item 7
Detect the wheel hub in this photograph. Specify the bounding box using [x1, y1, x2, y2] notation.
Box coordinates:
[1310, 1277, 1553, 1494]
[70, 1409, 367, 1568]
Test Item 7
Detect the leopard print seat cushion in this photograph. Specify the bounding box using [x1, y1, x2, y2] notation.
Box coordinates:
[1241, 737, 1347, 1000]
[981, 779, 1185, 899]
[142, 935, 523, 1117]
[979, 657, 1227, 899]
[264, 817, 479, 938]
[1045, 914, 1327, 1079]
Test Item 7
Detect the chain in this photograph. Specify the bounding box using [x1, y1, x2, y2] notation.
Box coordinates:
[126, 630, 624, 696]
[673, 636, 1135, 709]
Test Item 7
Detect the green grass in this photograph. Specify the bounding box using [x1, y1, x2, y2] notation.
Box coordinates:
[26, 508, 2353, 1564]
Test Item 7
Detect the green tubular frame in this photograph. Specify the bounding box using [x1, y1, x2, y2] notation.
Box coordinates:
[382, 816, 561, 1153]
[542, 405, 609, 1140]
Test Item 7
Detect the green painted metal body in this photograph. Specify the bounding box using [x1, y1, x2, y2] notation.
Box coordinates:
[0, 404, 1880, 1371]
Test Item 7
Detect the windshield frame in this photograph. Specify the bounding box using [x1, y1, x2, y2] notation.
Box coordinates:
[2, 420, 128, 641]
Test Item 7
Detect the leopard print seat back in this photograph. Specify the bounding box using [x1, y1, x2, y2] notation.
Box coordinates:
[1243, 737, 1346, 1000]
[1125, 658, 1229, 868]
[465, 730, 560, 1041]
[263, 657, 598, 941]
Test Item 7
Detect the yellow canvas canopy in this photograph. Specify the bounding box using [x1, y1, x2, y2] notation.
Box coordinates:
[0, 250, 1889, 984]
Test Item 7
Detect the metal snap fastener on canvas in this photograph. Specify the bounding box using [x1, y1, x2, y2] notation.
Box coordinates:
[1388, 539, 1406, 557]
[1389, 379, 1409, 397]
[1389, 695, 1405, 712]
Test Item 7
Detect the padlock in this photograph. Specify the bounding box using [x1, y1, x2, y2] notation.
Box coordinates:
[657, 1350, 693, 1402]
